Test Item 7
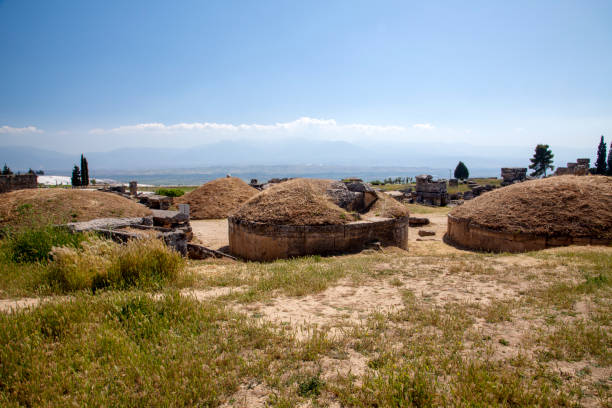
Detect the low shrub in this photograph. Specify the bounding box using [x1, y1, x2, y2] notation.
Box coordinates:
[46, 237, 184, 292]
[3, 226, 84, 263]
[108, 238, 183, 289]
[155, 188, 185, 197]
[46, 239, 116, 292]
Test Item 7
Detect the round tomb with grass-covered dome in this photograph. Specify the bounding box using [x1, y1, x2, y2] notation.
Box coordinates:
[228, 178, 409, 261]
[446, 175, 612, 252]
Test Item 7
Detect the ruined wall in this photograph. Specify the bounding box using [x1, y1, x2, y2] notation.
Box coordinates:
[500, 168, 526, 186]
[446, 214, 610, 253]
[229, 216, 409, 261]
[415, 175, 448, 206]
[554, 158, 590, 177]
[0, 174, 37, 194]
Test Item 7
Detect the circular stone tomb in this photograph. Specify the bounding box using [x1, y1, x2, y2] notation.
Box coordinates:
[446, 175, 612, 252]
[229, 178, 409, 261]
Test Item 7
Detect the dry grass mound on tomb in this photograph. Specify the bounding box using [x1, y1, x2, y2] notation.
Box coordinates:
[234, 178, 409, 226]
[230, 178, 410, 260]
[447, 175, 612, 252]
[0, 189, 151, 228]
[175, 177, 259, 220]
[367, 193, 410, 219]
[233, 178, 351, 225]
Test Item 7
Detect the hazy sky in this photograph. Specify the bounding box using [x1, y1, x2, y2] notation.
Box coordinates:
[1, 0, 611, 153]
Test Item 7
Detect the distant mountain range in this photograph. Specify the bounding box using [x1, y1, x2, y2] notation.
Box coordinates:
[1, 139, 594, 178]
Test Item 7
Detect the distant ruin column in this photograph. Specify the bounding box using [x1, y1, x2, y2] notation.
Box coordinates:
[178, 204, 190, 219]
[129, 181, 138, 196]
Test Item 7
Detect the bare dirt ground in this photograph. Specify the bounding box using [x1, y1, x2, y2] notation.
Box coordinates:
[190, 219, 229, 250]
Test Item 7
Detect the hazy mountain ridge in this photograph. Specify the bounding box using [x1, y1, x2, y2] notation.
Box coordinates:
[1, 139, 593, 175]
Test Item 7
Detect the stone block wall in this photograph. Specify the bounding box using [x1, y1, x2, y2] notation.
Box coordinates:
[446, 214, 610, 253]
[554, 158, 590, 176]
[415, 175, 448, 206]
[0, 174, 37, 193]
[229, 216, 409, 261]
[501, 168, 527, 186]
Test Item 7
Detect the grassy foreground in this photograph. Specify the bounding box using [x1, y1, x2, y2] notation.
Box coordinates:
[0, 224, 610, 406]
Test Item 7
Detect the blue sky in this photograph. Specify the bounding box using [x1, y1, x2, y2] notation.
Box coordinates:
[0, 0, 611, 153]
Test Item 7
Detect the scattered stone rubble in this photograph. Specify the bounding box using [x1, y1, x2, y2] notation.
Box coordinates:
[409, 217, 430, 227]
[327, 179, 378, 212]
[139, 194, 172, 210]
[415, 175, 448, 206]
[501, 168, 527, 186]
[64, 204, 234, 260]
[554, 158, 590, 176]
[249, 177, 296, 191]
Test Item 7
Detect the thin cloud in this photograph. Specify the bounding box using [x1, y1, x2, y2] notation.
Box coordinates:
[0, 125, 43, 134]
[89, 117, 409, 135]
[412, 123, 435, 130]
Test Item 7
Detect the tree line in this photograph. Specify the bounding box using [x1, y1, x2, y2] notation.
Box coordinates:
[452, 135, 611, 181]
[2, 164, 44, 176]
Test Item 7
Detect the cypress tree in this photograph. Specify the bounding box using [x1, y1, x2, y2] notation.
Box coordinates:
[80, 155, 89, 186]
[595, 135, 607, 175]
[454, 161, 469, 180]
[607, 144, 612, 176]
[2, 164, 12, 175]
[529, 144, 555, 177]
[71, 165, 81, 187]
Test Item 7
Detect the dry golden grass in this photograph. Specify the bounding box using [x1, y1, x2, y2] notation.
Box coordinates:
[234, 178, 352, 225]
[235, 178, 408, 225]
[450, 175, 612, 239]
[0, 189, 151, 227]
[175, 177, 258, 219]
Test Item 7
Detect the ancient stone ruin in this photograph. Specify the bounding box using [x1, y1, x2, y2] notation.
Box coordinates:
[554, 158, 590, 176]
[229, 178, 409, 261]
[65, 205, 233, 260]
[0, 174, 37, 193]
[446, 176, 612, 252]
[415, 175, 448, 206]
[500, 168, 527, 186]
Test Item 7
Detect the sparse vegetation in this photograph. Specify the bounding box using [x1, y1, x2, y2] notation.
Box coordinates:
[47, 237, 184, 292]
[0, 200, 610, 406]
[155, 188, 185, 197]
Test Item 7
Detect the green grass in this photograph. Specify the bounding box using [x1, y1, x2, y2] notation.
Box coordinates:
[1, 226, 85, 264]
[1, 228, 610, 406]
[0, 293, 294, 407]
[0, 227, 185, 296]
[404, 203, 451, 215]
[154, 188, 185, 197]
[138, 186, 197, 194]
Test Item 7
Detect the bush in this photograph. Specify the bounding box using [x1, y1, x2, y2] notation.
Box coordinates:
[3, 226, 84, 263]
[155, 188, 185, 197]
[46, 239, 116, 291]
[108, 238, 183, 289]
[46, 237, 184, 292]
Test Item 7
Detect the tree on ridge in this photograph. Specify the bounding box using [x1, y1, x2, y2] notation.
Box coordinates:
[454, 161, 469, 180]
[595, 135, 607, 175]
[71, 165, 81, 187]
[529, 144, 554, 177]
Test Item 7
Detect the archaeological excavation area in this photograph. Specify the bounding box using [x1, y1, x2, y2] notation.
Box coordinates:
[1, 174, 611, 407]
